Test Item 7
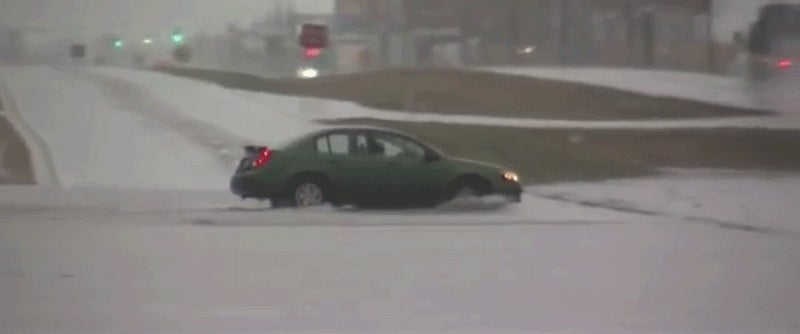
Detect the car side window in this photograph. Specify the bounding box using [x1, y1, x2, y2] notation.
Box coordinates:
[372, 132, 426, 161]
[328, 133, 350, 155]
[315, 136, 330, 154]
[354, 134, 370, 156]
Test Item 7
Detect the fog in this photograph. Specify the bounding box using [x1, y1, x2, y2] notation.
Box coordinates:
[0, 0, 333, 39]
[0, 0, 792, 41]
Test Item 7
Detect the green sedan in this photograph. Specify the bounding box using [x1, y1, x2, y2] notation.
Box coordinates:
[230, 126, 522, 208]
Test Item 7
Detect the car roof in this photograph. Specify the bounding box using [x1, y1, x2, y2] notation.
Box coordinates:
[306, 125, 444, 154]
[311, 125, 416, 138]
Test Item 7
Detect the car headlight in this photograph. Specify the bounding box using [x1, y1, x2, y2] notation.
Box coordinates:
[297, 67, 319, 79]
[502, 171, 519, 183]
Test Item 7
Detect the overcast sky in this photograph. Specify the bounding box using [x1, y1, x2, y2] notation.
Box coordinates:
[0, 0, 333, 39]
[0, 0, 796, 41]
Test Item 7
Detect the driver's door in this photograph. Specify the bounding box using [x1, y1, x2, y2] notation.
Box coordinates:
[369, 131, 449, 206]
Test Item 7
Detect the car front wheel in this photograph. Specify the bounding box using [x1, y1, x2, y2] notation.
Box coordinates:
[444, 177, 492, 202]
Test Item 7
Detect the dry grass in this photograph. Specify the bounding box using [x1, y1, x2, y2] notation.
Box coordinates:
[325, 118, 800, 184]
[0, 116, 35, 185]
[154, 66, 773, 120]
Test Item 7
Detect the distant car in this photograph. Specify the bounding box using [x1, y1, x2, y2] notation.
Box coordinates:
[744, 3, 800, 82]
[230, 126, 522, 208]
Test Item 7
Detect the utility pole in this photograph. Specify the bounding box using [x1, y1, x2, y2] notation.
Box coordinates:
[509, 0, 520, 64]
[706, 0, 716, 73]
[624, 0, 635, 66]
[559, 0, 569, 64]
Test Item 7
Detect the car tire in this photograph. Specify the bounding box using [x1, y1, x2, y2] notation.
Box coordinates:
[286, 175, 334, 208]
[291, 181, 326, 208]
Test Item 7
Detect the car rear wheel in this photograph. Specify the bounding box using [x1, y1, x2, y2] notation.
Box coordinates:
[293, 181, 326, 207]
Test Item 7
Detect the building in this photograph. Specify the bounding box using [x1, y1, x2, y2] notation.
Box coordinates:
[332, 0, 716, 72]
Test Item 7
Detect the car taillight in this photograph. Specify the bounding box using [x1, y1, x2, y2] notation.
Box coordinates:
[777, 59, 792, 69]
[252, 147, 272, 168]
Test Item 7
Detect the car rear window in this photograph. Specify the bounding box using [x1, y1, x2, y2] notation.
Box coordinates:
[316, 137, 330, 154]
[329, 134, 349, 155]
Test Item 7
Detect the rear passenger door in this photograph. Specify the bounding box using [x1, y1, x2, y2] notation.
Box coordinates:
[313, 131, 379, 203]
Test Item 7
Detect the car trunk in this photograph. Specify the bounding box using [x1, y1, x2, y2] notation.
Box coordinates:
[235, 146, 278, 174]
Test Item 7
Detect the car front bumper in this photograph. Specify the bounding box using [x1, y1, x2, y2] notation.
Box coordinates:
[495, 183, 523, 203]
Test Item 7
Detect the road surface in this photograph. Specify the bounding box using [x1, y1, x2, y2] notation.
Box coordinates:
[1, 65, 798, 334]
[1, 191, 799, 334]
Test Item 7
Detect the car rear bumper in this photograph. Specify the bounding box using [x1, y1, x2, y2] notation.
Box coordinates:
[230, 173, 281, 200]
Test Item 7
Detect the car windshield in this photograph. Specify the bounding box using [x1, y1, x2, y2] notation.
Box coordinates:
[3, 2, 799, 334]
[773, 37, 800, 56]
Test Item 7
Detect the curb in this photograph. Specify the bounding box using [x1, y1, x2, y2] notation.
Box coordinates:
[0, 83, 61, 186]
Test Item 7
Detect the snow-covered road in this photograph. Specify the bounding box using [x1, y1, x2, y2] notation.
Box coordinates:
[1, 65, 799, 333]
[2, 181, 799, 334]
[0, 66, 235, 189]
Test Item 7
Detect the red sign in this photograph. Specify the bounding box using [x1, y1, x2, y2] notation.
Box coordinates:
[299, 24, 329, 48]
[304, 48, 323, 58]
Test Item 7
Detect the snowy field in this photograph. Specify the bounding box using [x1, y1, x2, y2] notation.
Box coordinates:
[1, 65, 799, 333]
[97, 67, 800, 131]
[482, 66, 800, 117]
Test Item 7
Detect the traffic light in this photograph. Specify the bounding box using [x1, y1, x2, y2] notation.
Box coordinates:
[171, 28, 185, 45]
[113, 39, 124, 48]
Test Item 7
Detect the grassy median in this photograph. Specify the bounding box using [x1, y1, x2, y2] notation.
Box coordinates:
[154, 66, 773, 120]
[154, 66, 798, 184]
[324, 118, 800, 184]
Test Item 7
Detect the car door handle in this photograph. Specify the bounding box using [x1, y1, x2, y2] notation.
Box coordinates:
[330, 159, 341, 164]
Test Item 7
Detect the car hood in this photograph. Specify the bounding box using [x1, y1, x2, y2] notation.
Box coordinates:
[448, 157, 509, 172]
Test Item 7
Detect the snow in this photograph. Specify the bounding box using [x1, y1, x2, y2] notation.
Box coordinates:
[85, 66, 800, 133]
[1, 65, 799, 333]
[239, 89, 800, 130]
[1, 178, 799, 334]
[484, 67, 758, 109]
[481, 67, 800, 116]
[0, 65, 249, 189]
[88, 67, 318, 145]
[532, 169, 800, 234]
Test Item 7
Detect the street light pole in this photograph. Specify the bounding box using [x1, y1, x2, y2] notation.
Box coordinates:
[706, 0, 716, 73]
[559, 0, 569, 64]
[624, 0, 635, 66]
[509, 0, 520, 64]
